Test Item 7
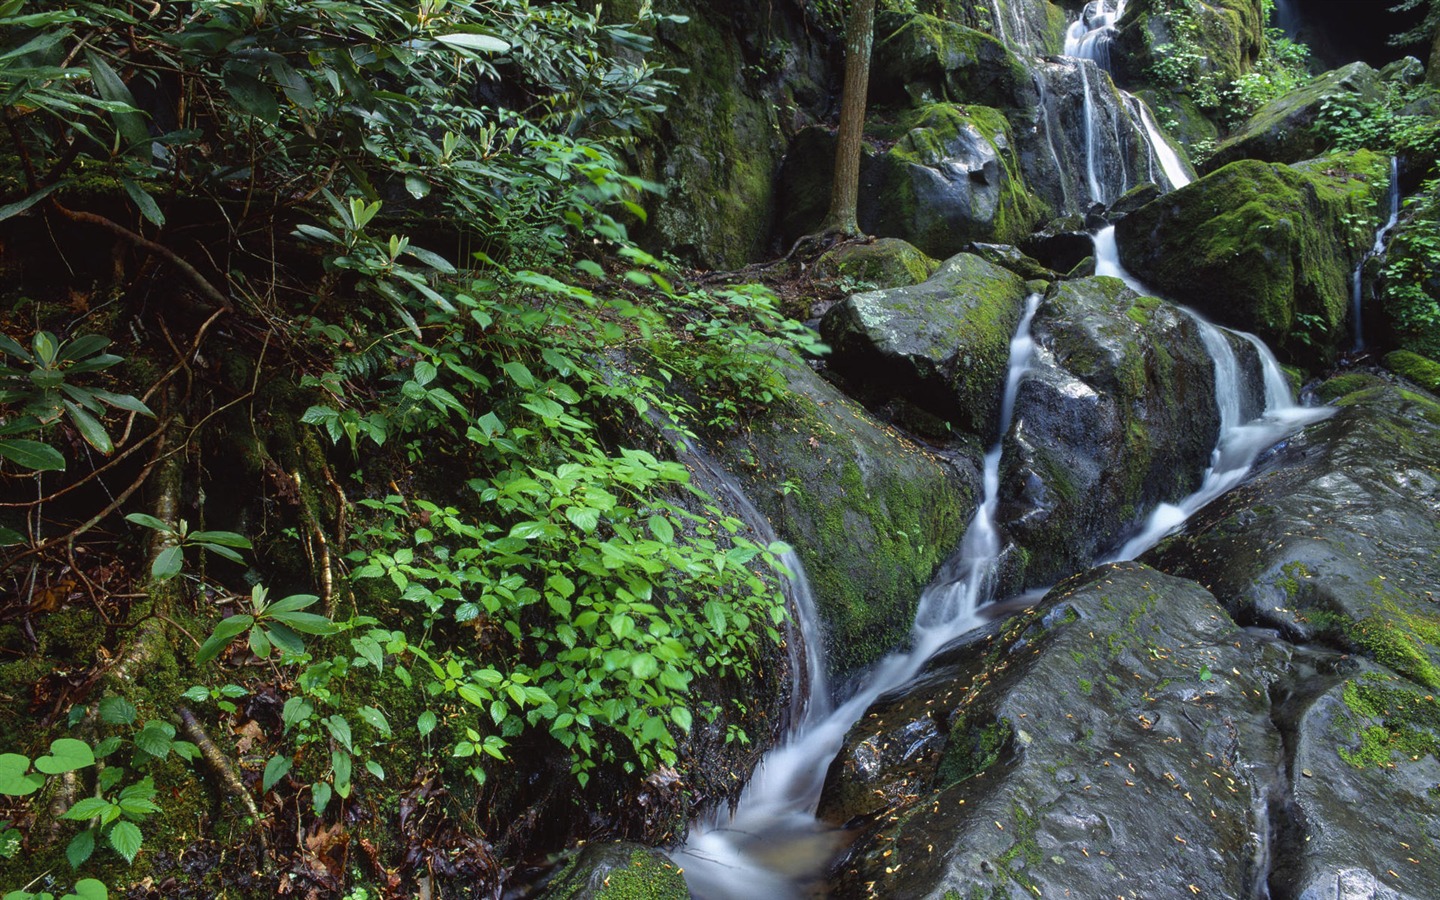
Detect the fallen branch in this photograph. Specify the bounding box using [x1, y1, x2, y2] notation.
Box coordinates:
[177, 705, 269, 855]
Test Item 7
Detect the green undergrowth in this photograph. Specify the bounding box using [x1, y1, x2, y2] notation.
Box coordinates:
[1338, 673, 1440, 770]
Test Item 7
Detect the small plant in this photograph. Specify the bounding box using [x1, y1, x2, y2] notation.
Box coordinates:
[195, 585, 337, 664]
[122, 514, 252, 581]
[0, 332, 152, 472]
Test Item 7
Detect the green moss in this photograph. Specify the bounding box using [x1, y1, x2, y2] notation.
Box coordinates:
[936, 714, 1009, 788]
[1338, 676, 1440, 769]
[1384, 350, 1440, 395]
[814, 239, 939, 290]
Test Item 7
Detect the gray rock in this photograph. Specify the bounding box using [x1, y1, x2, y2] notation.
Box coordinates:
[819, 252, 1030, 440]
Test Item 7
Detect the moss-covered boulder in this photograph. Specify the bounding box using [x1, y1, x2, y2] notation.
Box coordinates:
[1114, 153, 1387, 366]
[539, 843, 689, 899]
[819, 252, 1030, 439]
[1113, 0, 1266, 93]
[998, 276, 1220, 587]
[1204, 62, 1383, 172]
[717, 357, 978, 677]
[965, 242, 1055, 281]
[632, 4, 827, 269]
[1385, 349, 1440, 394]
[1146, 382, 1440, 689]
[870, 12, 1034, 111]
[776, 105, 1047, 259]
[820, 563, 1294, 898]
[813, 238, 939, 291]
[822, 557, 1440, 899]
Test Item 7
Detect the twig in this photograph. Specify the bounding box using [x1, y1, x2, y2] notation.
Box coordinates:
[177, 706, 269, 855]
[49, 200, 233, 311]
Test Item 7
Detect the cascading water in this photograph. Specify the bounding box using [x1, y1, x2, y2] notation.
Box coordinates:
[1352, 155, 1402, 350]
[1064, 0, 1128, 69]
[1078, 62, 1105, 204]
[1129, 93, 1193, 190]
[1094, 225, 1333, 559]
[670, 294, 1045, 899]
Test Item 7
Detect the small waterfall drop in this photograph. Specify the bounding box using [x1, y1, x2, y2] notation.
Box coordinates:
[671, 295, 1045, 899]
[1093, 226, 1333, 559]
[1352, 156, 1402, 351]
[1065, 0, 1128, 69]
[1130, 92, 1192, 189]
[1078, 62, 1105, 204]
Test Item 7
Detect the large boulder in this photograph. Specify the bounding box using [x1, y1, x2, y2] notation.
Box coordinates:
[538, 843, 689, 899]
[998, 276, 1221, 588]
[1112, 0, 1266, 93]
[632, 4, 828, 269]
[776, 105, 1048, 258]
[718, 357, 979, 677]
[869, 12, 1034, 111]
[820, 563, 1291, 898]
[1114, 152, 1387, 366]
[821, 558, 1440, 899]
[1145, 382, 1440, 690]
[1204, 62, 1384, 172]
[819, 252, 1031, 440]
[813, 238, 939, 294]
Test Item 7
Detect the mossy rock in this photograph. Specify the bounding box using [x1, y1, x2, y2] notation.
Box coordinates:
[819, 252, 1030, 440]
[1112, 0, 1266, 100]
[717, 356, 978, 677]
[540, 843, 689, 899]
[965, 242, 1055, 281]
[813, 238, 939, 290]
[1316, 371, 1389, 403]
[1384, 349, 1440, 395]
[1115, 152, 1388, 367]
[1204, 62, 1383, 172]
[870, 12, 1034, 112]
[999, 277, 1221, 587]
[776, 104, 1048, 258]
[1146, 383, 1440, 691]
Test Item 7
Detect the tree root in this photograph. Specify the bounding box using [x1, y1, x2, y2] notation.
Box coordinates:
[177, 705, 269, 856]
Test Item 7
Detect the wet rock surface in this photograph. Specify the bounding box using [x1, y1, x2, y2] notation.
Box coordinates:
[819, 252, 1031, 439]
[717, 357, 979, 678]
[999, 276, 1220, 587]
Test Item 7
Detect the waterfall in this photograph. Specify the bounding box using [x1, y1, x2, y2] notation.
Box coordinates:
[1352, 156, 1402, 351]
[674, 436, 830, 726]
[1079, 62, 1105, 204]
[670, 295, 1045, 899]
[1094, 226, 1333, 559]
[1129, 92, 1192, 190]
[1064, 0, 1128, 69]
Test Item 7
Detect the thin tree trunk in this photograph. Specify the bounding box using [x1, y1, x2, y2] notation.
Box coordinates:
[820, 0, 877, 237]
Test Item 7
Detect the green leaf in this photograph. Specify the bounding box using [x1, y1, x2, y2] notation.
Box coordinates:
[61, 400, 112, 453]
[34, 738, 94, 775]
[0, 181, 61, 223]
[133, 722, 174, 759]
[0, 526, 23, 547]
[311, 780, 332, 815]
[187, 531, 252, 549]
[629, 653, 658, 679]
[150, 545, 183, 581]
[85, 52, 149, 156]
[647, 514, 674, 544]
[123, 513, 172, 533]
[68, 879, 107, 900]
[434, 32, 511, 53]
[66, 828, 95, 869]
[0, 754, 43, 796]
[262, 755, 292, 792]
[195, 614, 255, 665]
[266, 610, 335, 635]
[62, 797, 112, 821]
[108, 819, 142, 863]
[98, 696, 138, 726]
[565, 507, 599, 533]
[223, 65, 279, 122]
[121, 179, 165, 227]
[324, 715, 352, 752]
[332, 749, 352, 798]
[0, 438, 65, 471]
[248, 626, 272, 658]
[417, 710, 437, 736]
[670, 706, 693, 733]
[357, 706, 391, 737]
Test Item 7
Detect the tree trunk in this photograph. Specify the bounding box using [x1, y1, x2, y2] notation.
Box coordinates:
[820, 0, 877, 237]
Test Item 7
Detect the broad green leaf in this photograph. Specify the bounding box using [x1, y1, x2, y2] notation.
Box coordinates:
[434, 33, 510, 53]
[332, 749, 352, 798]
[0, 754, 43, 796]
[187, 530, 252, 549]
[62, 797, 112, 821]
[262, 755, 292, 792]
[107, 819, 141, 863]
[0, 527, 25, 546]
[133, 722, 174, 759]
[629, 653, 658, 679]
[0, 438, 65, 471]
[0, 182, 61, 222]
[121, 179, 165, 227]
[88, 389, 152, 418]
[57, 335, 110, 361]
[223, 65, 279, 122]
[98, 696, 137, 726]
[670, 706, 693, 733]
[267, 610, 335, 634]
[123, 513, 171, 533]
[66, 828, 95, 869]
[324, 715, 352, 751]
[85, 53, 149, 156]
[357, 706, 391, 736]
[417, 710, 437, 736]
[68, 879, 107, 900]
[150, 545, 183, 581]
[34, 738, 94, 775]
[195, 614, 255, 665]
[647, 514, 674, 544]
[311, 780, 332, 815]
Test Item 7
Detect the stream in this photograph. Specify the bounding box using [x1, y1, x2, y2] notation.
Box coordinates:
[671, 2, 1333, 896]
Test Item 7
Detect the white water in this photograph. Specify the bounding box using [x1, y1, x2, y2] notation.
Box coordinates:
[1131, 92, 1193, 190]
[1093, 226, 1333, 559]
[671, 295, 1044, 899]
[1078, 62, 1104, 204]
[1352, 156, 1402, 351]
[1064, 0, 1128, 67]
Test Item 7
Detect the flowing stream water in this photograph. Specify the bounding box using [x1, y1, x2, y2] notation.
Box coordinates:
[669, 4, 1328, 895]
[1352, 155, 1402, 350]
